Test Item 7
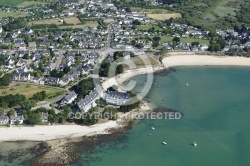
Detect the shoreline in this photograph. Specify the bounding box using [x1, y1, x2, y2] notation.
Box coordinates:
[1, 54, 250, 142]
[102, 54, 250, 91]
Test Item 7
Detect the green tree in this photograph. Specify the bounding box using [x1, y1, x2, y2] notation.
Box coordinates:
[82, 107, 98, 125]
[103, 107, 118, 120]
[116, 64, 124, 75]
[7, 109, 15, 116]
[160, 46, 169, 55]
[20, 99, 37, 110]
[27, 112, 41, 125]
[172, 37, 180, 43]
[15, 120, 20, 126]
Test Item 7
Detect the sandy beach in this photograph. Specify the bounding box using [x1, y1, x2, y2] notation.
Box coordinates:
[0, 121, 119, 142]
[162, 54, 250, 67]
[1, 54, 250, 142]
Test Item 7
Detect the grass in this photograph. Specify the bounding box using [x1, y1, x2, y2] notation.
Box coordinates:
[136, 25, 163, 31]
[0, 84, 65, 99]
[131, 7, 171, 14]
[0, 12, 28, 18]
[59, 21, 98, 29]
[31, 19, 63, 25]
[146, 13, 182, 20]
[163, 36, 209, 45]
[0, 0, 26, 6]
[17, 1, 47, 7]
[123, 56, 160, 69]
[149, 36, 210, 45]
[64, 17, 81, 24]
[204, 0, 238, 23]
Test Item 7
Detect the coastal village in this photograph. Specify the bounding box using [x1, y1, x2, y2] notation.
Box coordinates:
[0, 0, 250, 127]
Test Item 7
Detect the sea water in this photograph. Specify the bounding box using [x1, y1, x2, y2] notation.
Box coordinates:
[76, 67, 250, 166]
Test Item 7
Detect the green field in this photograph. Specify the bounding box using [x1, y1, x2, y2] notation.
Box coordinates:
[0, 0, 26, 6]
[148, 36, 210, 45]
[17, 1, 47, 7]
[59, 21, 99, 29]
[0, 12, 28, 18]
[131, 7, 171, 14]
[0, 84, 66, 99]
[160, 36, 209, 45]
[136, 25, 163, 31]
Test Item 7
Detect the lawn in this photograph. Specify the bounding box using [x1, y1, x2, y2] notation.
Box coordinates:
[64, 17, 81, 24]
[0, 0, 26, 6]
[0, 12, 28, 18]
[0, 84, 66, 99]
[123, 56, 160, 69]
[147, 13, 182, 20]
[149, 36, 210, 45]
[136, 25, 163, 31]
[131, 7, 170, 14]
[17, 1, 47, 7]
[31, 19, 63, 25]
[59, 21, 98, 29]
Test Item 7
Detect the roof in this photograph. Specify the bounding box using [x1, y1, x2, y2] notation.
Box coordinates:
[77, 86, 103, 109]
[0, 116, 9, 121]
[64, 91, 77, 102]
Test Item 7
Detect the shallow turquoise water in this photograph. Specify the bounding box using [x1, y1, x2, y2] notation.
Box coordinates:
[78, 67, 250, 166]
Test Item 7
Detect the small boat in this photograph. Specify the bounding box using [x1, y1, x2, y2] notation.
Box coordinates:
[149, 134, 152, 136]
[193, 141, 197, 147]
[151, 127, 155, 130]
[158, 86, 160, 88]
[185, 83, 189, 86]
[162, 142, 167, 145]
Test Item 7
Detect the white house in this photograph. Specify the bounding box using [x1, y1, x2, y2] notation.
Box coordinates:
[0, 116, 9, 125]
[10, 116, 24, 125]
[77, 86, 104, 112]
[60, 91, 77, 106]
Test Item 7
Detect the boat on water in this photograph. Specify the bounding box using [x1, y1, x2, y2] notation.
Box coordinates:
[193, 141, 197, 147]
[185, 83, 189, 86]
[162, 142, 167, 145]
[151, 127, 155, 130]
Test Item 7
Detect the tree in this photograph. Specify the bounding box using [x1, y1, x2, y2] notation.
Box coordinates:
[172, 37, 180, 43]
[63, 66, 71, 74]
[116, 64, 124, 75]
[82, 107, 98, 125]
[132, 19, 141, 25]
[152, 36, 161, 47]
[15, 120, 20, 126]
[160, 46, 169, 55]
[7, 109, 15, 117]
[0, 109, 4, 116]
[20, 99, 36, 110]
[27, 112, 41, 125]
[103, 107, 118, 120]
[99, 62, 111, 77]
[191, 42, 200, 47]
[209, 44, 221, 52]
[31, 91, 47, 101]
